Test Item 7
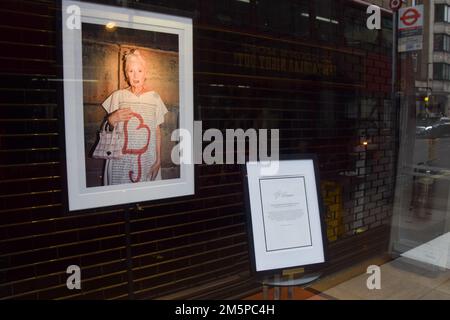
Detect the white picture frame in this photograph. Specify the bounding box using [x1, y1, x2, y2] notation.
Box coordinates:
[244, 157, 326, 272]
[62, 0, 194, 211]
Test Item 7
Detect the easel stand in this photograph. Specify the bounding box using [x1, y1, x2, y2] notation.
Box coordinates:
[261, 268, 321, 300]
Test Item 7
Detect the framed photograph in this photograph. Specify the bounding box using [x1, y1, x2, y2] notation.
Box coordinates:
[243, 156, 327, 273]
[62, 0, 194, 211]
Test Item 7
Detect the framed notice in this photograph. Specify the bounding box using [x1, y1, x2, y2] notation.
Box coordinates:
[61, 0, 194, 211]
[244, 156, 327, 273]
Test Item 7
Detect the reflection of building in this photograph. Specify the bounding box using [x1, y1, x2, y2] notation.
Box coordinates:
[405, 0, 450, 116]
[391, 0, 450, 265]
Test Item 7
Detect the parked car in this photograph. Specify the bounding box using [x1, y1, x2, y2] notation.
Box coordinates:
[416, 116, 450, 139]
[428, 117, 450, 138]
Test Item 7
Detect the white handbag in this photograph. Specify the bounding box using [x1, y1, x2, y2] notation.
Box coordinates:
[92, 122, 124, 160]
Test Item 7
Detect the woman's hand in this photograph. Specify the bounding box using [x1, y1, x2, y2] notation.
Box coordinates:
[107, 108, 133, 128]
[148, 159, 161, 181]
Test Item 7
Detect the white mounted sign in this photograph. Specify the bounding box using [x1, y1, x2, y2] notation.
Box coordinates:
[398, 5, 424, 52]
[244, 158, 326, 273]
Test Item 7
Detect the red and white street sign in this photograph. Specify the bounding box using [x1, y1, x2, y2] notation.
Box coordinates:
[390, 0, 402, 11]
[398, 6, 423, 30]
[398, 5, 424, 52]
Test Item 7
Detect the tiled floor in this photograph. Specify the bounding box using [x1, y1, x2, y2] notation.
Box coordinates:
[244, 287, 320, 300]
[244, 255, 450, 300]
[320, 257, 450, 300]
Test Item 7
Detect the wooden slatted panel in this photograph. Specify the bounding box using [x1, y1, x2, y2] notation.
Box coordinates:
[0, 0, 128, 300]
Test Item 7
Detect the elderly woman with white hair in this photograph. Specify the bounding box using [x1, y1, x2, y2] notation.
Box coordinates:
[101, 49, 168, 185]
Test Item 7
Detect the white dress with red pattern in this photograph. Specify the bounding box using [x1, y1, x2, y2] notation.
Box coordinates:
[101, 89, 168, 185]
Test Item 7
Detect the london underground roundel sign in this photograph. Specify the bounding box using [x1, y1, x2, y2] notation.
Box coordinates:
[400, 8, 421, 26]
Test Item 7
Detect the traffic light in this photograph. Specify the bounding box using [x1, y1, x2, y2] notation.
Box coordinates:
[424, 95, 430, 108]
[418, 95, 431, 108]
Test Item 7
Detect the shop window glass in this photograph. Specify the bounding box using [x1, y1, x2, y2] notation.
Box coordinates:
[345, 7, 377, 47]
[292, 0, 310, 39]
[315, 0, 339, 43]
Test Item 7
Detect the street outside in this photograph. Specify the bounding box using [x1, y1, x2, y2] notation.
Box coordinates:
[397, 137, 450, 247]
